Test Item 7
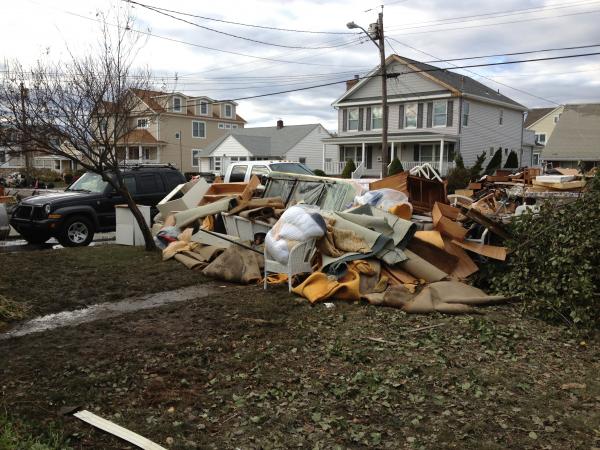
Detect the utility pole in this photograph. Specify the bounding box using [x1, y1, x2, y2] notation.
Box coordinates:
[347, 8, 388, 177]
[377, 10, 389, 178]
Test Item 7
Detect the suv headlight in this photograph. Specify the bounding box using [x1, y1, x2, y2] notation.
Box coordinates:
[44, 204, 51, 215]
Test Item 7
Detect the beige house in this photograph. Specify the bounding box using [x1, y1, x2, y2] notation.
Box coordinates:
[524, 105, 565, 166]
[116, 89, 247, 173]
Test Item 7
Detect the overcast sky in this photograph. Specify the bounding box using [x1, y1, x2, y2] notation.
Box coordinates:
[2, 0, 600, 129]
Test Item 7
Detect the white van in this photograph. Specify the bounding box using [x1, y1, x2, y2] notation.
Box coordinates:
[223, 160, 314, 183]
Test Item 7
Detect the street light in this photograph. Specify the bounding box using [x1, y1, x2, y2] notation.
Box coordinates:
[347, 14, 389, 177]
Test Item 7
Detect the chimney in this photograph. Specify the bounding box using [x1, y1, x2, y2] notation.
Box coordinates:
[276, 119, 284, 129]
[346, 74, 360, 91]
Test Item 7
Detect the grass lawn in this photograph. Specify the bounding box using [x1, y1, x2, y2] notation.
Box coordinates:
[1, 256, 599, 450]
[0, 245, 207, 328]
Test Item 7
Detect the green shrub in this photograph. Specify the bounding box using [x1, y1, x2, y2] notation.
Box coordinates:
[469, 152, 486, 181]
[341, 159, 356, 179]
[504, 150, 519, 168]
[312, 169, 326, 177]
[446, 166, 471, 194]
[387, 158, 404, 176]
[487, 173, 600, 330]
[19, 168, 62, 182]
[454, 152, 466, 170]
[484, 148, 502, 175]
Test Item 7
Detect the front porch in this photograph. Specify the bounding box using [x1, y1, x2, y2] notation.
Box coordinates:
[322, 134, 457, 178]
[116, 145, 161, 165]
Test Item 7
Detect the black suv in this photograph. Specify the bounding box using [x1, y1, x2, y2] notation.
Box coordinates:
[11, 164, 186, 247]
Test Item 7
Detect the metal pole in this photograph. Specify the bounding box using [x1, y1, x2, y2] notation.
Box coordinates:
[378, 11, 389, 178]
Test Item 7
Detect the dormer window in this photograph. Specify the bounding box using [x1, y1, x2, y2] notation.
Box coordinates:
[173, 97, 182, 113]
[223, 103, 233, 118]
[137, 118, 149, 128]
[198, 101, 209, 116]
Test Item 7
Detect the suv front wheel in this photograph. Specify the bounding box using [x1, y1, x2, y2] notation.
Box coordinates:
[58, 215, 95, 247]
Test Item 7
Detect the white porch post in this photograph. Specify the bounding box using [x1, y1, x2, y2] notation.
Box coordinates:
[361, 142, 366, 166]
[125, 146, 129, 161]
[322, 143, 326, 170]
[439, 139, 445, 174]
[138, 144, 142, 162]
[391, 141, 395, 162]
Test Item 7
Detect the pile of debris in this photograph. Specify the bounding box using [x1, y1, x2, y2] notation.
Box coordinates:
[151, 169, 517, 315]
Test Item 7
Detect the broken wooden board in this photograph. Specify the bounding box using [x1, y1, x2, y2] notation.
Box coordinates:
[432, 202, 468, 241]
[532, 179, 586, 190]
[461, 206, 510, 240]
[454, 189, 474, 198]
[369, 171, 409, 193]
[414, 230, 445, 249]
[450, 240, 507, 261]
[442, 238, 479, 279]
[467, 182, 482, 190]
[407, 236, 459, 274]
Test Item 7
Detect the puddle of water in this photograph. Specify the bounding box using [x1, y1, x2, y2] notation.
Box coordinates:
[1, 284, 219, 339]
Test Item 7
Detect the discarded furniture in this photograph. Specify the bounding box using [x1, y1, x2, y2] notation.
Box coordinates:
[264, 239, 316, 292]
[115, 204, 151, 246]
[221, 213, 272, 242]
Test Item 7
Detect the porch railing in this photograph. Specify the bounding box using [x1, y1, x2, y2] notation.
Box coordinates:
[323, 161, 346, 175]
[351, 162, 365, 179]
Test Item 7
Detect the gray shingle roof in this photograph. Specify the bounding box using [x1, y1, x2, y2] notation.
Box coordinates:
[542, 103, 600, 161]
[397, 56, 526, 109]
[201, 123, 323, 156]
[524, 107, 555, 128]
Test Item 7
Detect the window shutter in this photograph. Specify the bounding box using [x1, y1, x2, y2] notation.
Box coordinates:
[358, 107, 364, 131]
[417, 103, 424, 128]
[426, 102, 433, 127]
[447, 100, 454, 127]
[366, 107, 372, 131]
[413, 145, 419, 161]
[342, 109, 348, 132]
[366, 145, 373, 169]
[398, 104, 405, 129]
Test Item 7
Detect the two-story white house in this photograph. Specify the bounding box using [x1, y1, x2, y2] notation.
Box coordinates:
[322, 55, 530, 177]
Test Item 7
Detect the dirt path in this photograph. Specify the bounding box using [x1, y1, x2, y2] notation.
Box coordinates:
[1, 284, 598, 450]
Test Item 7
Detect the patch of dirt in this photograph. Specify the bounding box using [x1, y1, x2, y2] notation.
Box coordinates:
[0, 245, 207, 326]
[1, 284, 599, 449]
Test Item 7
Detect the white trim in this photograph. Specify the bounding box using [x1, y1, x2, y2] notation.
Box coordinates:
[191, 148, 202, 168]
[197, 100, 210, 116]
[461, 93, 527, 111]
[462, 100, 470, 127]
[335, 93, 451, 108]
[222, 103, 234, 118]
[192, 120, 206, 139]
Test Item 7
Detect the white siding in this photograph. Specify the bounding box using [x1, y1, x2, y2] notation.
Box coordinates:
[348, 62, 443, 100]
[210, 136, 251, 158]
[199, 158, 211, 172]
[338, 98, 459, 137]
[286, 125, 335, 169]
[460, 99, 523, 167]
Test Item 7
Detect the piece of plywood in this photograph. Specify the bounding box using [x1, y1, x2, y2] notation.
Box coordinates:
[414, 230, 444, 249]
[369, 171, 409, 193]
[467, 183, 482, 190]
[442, 238, 479, 279]
[451, 240, 507, 261]
[454, 189, 474, 198]
[433, 203, 468, 241]
[407, 237, 459, 274]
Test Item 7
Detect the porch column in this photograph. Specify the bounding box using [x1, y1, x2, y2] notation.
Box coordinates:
[361, 142, 365, 166]
[138, 144, 142, 162]
[391, 141, 395, 162]
[439, 139, 445, 174]
[322, 143, 326, 170]
[125, 146, 129, 161]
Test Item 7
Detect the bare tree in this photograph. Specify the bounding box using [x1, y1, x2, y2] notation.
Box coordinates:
[0, 9, 159, 250]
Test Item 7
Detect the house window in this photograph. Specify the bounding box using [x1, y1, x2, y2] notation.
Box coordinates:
[299, 157, 307, 164]
[533, 153, 540, 166]
[137, 118, 149, 129]
[199, 101, 208, 115]
[175, 132, 180, 140]
[223, 104, 233, 118]
[433, 101, 447, 127]
[404, 103, 417, 128]
[462, 101, 470, 127]
[371, 106, 383, 130]
[0, 151, 5, 163]
[192, 121, 206, 138]
[127, 147, 139, 160]
[232, 124, 238, 129]
[54, 160, 61, 170]
[535, 133, 546, 145]
[173, 97, 182, 112]
[209, 156, 222, 172]
[191, 149, 201, 167]
[347, 108, 359, 131]
[554, 115, 560, 123]
[489, 146, 494, 156]
[499, 109, 504, 125]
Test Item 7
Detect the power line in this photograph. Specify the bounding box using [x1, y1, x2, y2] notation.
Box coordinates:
[124, 0, 355, 35]
[387, 37, 561, 106]
[388, 6, 600, 36]
[386, 0, 600, 31]
[126, 0, 362, 50]
[26, 0, 364, 68]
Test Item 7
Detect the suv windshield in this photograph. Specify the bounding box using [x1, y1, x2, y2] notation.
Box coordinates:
[67, 172, 109, 193]
[269, 163, 314, 175]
